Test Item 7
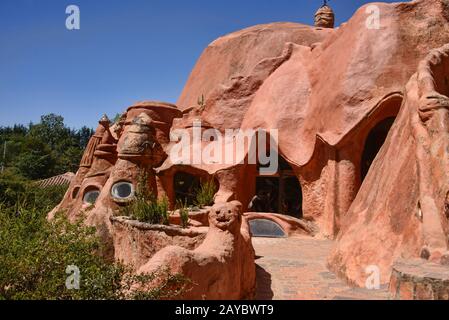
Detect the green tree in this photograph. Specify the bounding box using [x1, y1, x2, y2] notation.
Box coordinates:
[1, 114, 93, 180]
[29, 114, 68, 150]
[55, 146, 83, 174]
[16, 138, 56, 179]
[76, 126, 94, 149]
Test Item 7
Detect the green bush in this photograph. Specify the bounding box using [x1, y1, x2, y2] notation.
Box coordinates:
[0, 171, 66, 213]
[119, 191, 170, 226]
[0, 209, 187, 300]
[0, 173, 189, 300]
[176, 199, 190, 229]
[195, 180, 217, 208]
[118, 172, 170, 225]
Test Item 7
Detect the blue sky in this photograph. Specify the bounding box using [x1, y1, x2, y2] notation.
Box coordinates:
[0, 0, 400, 129]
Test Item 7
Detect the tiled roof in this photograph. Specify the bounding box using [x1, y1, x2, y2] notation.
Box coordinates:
[37, 172, 75, 188]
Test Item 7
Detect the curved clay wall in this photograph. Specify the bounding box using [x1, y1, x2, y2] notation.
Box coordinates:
[329, 44, 449, 287]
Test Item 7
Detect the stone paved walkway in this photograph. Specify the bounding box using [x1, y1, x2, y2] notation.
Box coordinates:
[253, 236, 390, 300]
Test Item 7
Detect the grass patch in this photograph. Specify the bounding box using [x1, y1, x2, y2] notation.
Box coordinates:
[195, 180, 217, 208]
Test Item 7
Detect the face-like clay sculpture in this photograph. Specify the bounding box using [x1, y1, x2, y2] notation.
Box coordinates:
[209, 201, 243, 233]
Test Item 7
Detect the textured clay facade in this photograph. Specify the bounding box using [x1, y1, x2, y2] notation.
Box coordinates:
[51, 0, 449, 299]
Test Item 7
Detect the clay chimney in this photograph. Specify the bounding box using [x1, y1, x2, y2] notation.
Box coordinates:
[314, 1, 335, 29]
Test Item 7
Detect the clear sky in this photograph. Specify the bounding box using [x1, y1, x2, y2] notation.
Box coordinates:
[0, 0, 401, 129]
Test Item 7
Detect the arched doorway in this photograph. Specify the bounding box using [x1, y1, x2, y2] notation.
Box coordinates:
[253, 157, 303, 218]
[174, 172, 201, 206]
[361, 117, 396, 181]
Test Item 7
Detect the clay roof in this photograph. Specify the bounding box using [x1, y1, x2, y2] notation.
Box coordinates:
[177, 22, 334, 111]
[175, 0, 449, 169]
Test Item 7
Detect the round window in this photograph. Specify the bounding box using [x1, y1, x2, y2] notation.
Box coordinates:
[111, 182, 134, 200]
[83, 189, 100, 204]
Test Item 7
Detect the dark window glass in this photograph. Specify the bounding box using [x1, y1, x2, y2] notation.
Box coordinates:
[83, 189, 100, 204]
[249, 219, 286, 238]
[111, 182, 134, 199]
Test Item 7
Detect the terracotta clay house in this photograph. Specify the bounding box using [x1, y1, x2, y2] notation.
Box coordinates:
[51, 0, 449, 298]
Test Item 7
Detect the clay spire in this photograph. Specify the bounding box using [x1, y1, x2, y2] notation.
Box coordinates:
[314, 0, 335, 29]
[79, 115, 108, 168]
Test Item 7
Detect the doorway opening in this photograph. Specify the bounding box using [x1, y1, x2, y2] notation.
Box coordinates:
[174, 172, 201, 206]
[253, 157, 303, 218]
[361, 117, 396, 181]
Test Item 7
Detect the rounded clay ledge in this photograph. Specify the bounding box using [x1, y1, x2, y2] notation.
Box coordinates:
[110, 216, 208, 237]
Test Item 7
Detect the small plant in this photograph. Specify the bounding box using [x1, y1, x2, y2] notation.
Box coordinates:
[197, 94, 206, 111]
[195, 180, 217, 209]
[176, 199, 190, 229]
[118, 172, 170, 225]
[159, 196, 170, 226]
[120, 192, 170, 226]
[122, 266, 191, 300]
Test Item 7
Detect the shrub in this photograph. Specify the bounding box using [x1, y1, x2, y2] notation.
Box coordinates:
[0, 173, 189, 300]
[0, 171, 66, 212]
[118, 172, 170, 225]
[176, 199, 190, 229]
[119, 191, 170, 226]
[195, 180, 217, 208]
[0, 208, 188, 300]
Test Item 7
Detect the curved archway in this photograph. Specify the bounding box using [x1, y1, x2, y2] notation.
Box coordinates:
[359, 94, 403, 183]
[361, 117, 396, 181]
